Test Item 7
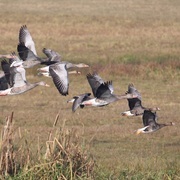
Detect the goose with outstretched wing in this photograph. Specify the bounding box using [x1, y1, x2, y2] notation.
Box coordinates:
[136, 110, 174, 134]
[0, 58, 49, 96]
[121, 83, 160, 116]
[46, 61, 89, 96]
[18, 25, 61, 68]
[67, 73, 137, 112]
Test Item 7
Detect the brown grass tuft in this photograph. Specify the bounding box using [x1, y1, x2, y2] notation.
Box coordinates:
[0, 113, 95, 179]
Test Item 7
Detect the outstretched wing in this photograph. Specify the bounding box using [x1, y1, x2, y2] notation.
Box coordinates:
[72, 93, 91, 112]
[126, 84, 142, 110]
[19, 25, 37, 55]
[49, 63, 69, 96]
[86, 73, 104, 97]
[17, 42, 39, 61]
[42, 48, 61, 62]
[10, 64, 27, 88]
[95, 81, 112, 98]
[143, 110, 157, 127]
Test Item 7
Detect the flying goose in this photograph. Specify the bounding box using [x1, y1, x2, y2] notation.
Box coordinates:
[121, 83, 160, 116]
[136, 110, 175, 134]
[0, 59, 49, 96]
[38, 61, 89, 96]
[67, 93, 92, 112]
[18, 25, 61, 68]
[67, 73, 138, 111]
[18, 43, 62, 68]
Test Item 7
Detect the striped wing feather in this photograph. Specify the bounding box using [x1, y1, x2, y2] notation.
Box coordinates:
[19, 25, 37, 55]
[49, 63, 69, 96]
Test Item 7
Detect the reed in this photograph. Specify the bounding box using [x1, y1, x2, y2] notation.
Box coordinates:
[0, 113, 95, 179]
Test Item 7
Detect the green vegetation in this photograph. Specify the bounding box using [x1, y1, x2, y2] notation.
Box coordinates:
[0, 0, 180, 179]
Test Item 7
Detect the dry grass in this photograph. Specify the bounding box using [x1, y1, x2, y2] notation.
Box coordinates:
[0, 113, 95, 179]
[0, 0, 180, 178]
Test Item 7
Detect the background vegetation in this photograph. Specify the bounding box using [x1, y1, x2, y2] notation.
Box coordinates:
[0, 0, 179, 179]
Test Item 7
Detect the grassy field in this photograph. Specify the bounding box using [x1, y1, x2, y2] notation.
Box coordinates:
[0, 0, 180, 179]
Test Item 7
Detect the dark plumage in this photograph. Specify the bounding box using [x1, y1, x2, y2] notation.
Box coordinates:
[68, 73, 138, 112]
[136, 110, 175, 134]
[67, 93, 92, 112]
[0, 59, 49, 96]
[17, 25, 61, 68]
[121, 83, 160, 116]
[38, 62, 89, 96]
[49, 63, 69, 96]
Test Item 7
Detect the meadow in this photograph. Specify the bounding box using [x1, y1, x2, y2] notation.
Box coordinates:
[0, 0, 180, 179]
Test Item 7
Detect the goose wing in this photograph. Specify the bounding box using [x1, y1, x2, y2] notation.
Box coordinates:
[17, 42, 40, 62]
[126, 84, 142, 110]
[143, 110, 157, 127]
[1, 59, 10, 86]
[86, 73, 104, 97]
[0, 76, 9, 90]
[10, 64, 27, 87]
[40, 48, 62, 65]
[72, 93, 91, 112]
[49, 63, 69, 96]
[127, 83, 141, 100]
[19, 25, 37, 55]
[95, 81, 112, 99]
[42, 48, 61, 61]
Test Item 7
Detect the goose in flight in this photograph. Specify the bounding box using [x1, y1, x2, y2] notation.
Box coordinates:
[67, 93, 92, 112]
[67, 73, 138, 111]
[136, 110, 175, 134]
[17, 25, 61, 68]
[0, 58, 49, 96]
[121, 83, 160, 116]
[38, 61, 89, 96]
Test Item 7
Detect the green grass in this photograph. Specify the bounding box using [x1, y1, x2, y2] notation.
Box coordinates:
[0, 0, 180, 179]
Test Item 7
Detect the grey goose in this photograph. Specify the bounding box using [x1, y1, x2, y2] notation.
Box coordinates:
[68, 73, 138, 112]
[0, 58, 49, 96]
[136, 110, 174, 134]
[18, 25, 61, 68]
[121, 83, 160, 116]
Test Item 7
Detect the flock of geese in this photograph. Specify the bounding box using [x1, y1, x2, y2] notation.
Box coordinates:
[0, 25, 174, 134]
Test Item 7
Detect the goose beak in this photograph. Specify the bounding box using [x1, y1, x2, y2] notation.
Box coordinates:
[68, 70, 81, 75]
[121, 111, 134, 116]
[84, 64, 89, 67]
[67, 99, 75, 103]
[45, 84, 50, 87]
[136, 129, 143, 135]
[125, 93, 138, 99]
[135, 126, 149, 135]
[171, 122, 175, 126]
